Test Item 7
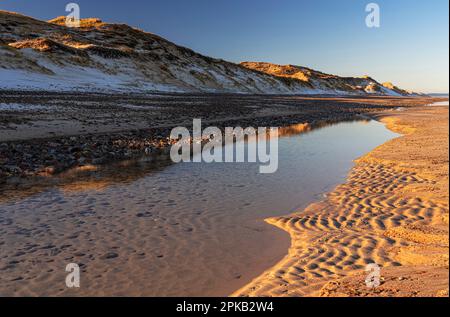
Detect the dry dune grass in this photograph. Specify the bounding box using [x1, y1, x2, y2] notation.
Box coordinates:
[241, 62, 312, 83]
[8, 38, 81, 55]
[48, 16, 105, 28]
[233, 106, 449, 297]
[382, 82, 411, 96]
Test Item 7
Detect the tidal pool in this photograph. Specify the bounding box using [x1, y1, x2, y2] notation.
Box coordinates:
[0, 119, 398, 296]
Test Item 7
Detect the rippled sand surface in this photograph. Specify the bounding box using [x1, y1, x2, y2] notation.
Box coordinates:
[234, 107, 449, 297]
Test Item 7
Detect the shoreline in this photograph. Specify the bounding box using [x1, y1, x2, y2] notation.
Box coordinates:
[1, 94, 439, 182]
[232, 105, 449, 297]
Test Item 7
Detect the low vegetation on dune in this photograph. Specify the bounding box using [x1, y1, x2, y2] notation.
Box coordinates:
[48, 16, 105, 28]
[240, 62, 420, 96]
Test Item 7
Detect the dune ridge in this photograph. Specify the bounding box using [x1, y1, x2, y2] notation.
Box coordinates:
[0, 10, 421, 95]
[233, 106, 449, 297]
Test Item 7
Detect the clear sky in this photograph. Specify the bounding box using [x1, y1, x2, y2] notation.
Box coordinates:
[1, 0, 448, 93]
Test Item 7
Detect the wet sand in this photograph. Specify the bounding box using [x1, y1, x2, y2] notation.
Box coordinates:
[233, 105, 449, 297]
[0, 119, 397, 296]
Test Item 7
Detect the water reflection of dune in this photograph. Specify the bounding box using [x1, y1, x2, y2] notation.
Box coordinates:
[278, 123, 311, 137]
[0, 156, 173, 203]
[278, 119, 369, 138]
[59, 180, 111, 193]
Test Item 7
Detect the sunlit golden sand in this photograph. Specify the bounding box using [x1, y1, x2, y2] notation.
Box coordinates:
[233, 106, 449, 297]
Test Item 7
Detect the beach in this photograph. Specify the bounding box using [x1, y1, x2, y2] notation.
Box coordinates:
[0, 95, 448, 296]
[233, 105, 449, 297]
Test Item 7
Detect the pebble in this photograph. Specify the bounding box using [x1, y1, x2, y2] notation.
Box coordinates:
[100, 252, 119, 260]
[0, 130, 168, 179]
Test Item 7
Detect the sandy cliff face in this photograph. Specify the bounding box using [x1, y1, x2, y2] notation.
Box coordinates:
[0, 11, 420, 95]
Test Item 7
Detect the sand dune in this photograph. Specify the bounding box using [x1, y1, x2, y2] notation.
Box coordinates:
[233, 106, 449, 297]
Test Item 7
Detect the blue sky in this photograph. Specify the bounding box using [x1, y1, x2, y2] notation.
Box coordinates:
[1, 0, 448, 93]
